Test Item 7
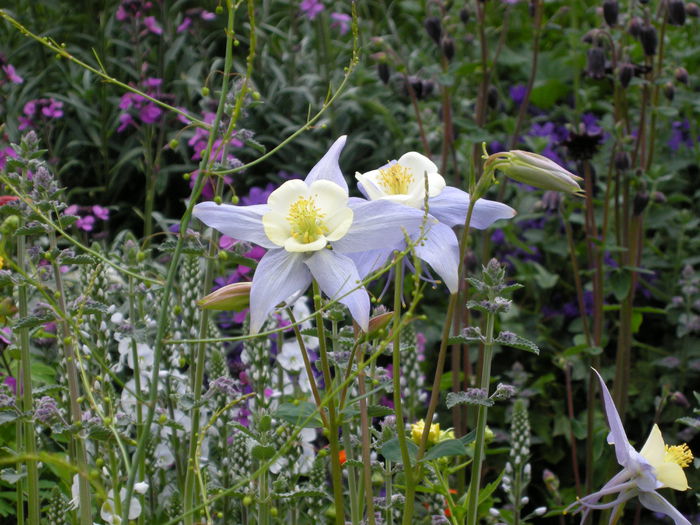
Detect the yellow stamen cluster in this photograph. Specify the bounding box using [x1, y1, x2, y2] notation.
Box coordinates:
[287, 196, 327, 244]
[665, 443, 693, 468]
[378, 164, 414, 195]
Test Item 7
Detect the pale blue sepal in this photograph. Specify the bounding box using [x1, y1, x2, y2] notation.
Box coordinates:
[592, 368, 633, 468]
[638, 492, 691, 525]
[304, 135, 348, 192]
[305, 249, 370, 331]
[346, 248, 393, 279]
[249, 249, 312, 333]
[193, 202, 277, 249]
[428, 187, 516, 229]
[413, 221, 460, 293]
[333, 199, 427, 253]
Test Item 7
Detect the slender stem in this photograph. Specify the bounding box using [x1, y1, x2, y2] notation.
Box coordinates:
[17, 234, 40, 525]
[465, 307, 496, 525]
[358, 368, 376, 525]
[312, 280, 346, 525]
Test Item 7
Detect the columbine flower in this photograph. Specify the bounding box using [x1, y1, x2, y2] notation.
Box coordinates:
[484, 150, 584, 195]
[566, 369, 693, 525]
[193, 136, 426, 333]
[355, 152, 515, 292]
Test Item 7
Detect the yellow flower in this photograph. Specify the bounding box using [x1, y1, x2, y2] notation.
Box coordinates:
[411, 419, 441, 446]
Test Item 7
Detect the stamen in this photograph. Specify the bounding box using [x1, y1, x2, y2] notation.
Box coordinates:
[665, 443, 693, 468]
[378, 164, 414, 195]
[287, 196, 327, 244]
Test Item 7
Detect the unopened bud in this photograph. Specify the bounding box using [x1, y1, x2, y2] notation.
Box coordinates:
[687, 2, 700, 17]
[675, 67, 689, 85]
[582, 29, 597, 45]
[603, 0, 619, 26]
[618, 62, 635, 88]
[669, 0, 687, 26]
[377, 62, 390, 84]
[487, 85, 499, 109]
[614, 151, 630, 172]
[586, 47, 606, 79]
[424, 17, 442, 45]
[197, 282, 251, 311]
[485, 150, 584, 195]
[652, 191, 667, 204]
[460, 7, 470, 24]
[639, 25, 658, 56]
[633, 190, 649, 216]
[534, 507, 547, 516]
[441, 37, 455, 61]
[664, 82, 675, 102]
[628, 16, 642, 38]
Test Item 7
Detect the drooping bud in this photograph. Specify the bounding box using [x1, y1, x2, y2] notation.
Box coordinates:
[460, 7, 470, 24]
[377, 62, 390, 84]
[582, 29, 597, 44]
[586, 47, 607, 79]
[639, 25, 658, 56]
[618, 62, 635, 88]
[628, 16, 643, 38]
[487, 85, 499, 109]
[603, 0, 619, 26]
[664, 81, 676, 102]
[652, 190, 667, 204]
[687, 2, 700, 17]
[614, 150, 631, 172]
[421, 79, 436, 98]
[669, 0, 687, 26]
[197, 282, 251, 311]
[485, 150, 584, 195]
[675, 67, 689, 85]
[633, 189, 649, 216]
[441, 37, 455, 61]
[424, 16, 442, 45]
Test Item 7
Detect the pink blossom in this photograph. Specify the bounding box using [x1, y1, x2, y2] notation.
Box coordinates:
[330, 12, 351, 34]
[139, 103, 162, 124]
[0, 147, 17, 170]
[143, 16, 163, 35]
[117, 113, 135, 132]
[177, 17, 192, 33]
[200, 11, 216, 21]
[92, 205, 109, 220]
[76, 215, 95, 232]
[2, 64, 23, 84]
[300, 0, 324, 20]
[64, 204, 79, 216]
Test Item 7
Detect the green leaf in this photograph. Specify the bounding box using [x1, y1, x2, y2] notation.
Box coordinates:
[494, 332, 540, 355]
[0, 410, 19, 425]
[13, 314, 55, 331]
[610, 269, 631, 302]
[631, 312, 643, 334]
[423, 439, 467, 461]
[379, 437, 417, 464]
[252, 444, 276, 460]
[531, 262, 558, 289]
[446, 391, 493, 409]
[274, 402, 323, 428]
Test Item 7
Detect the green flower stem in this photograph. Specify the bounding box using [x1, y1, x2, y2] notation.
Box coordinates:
[312, 280, 345, 525]
[285, 308, 328, 427]
[48, 231, 92, 525]
[465, 305, 496, 525]
[259, 467, 270, 525]
[392, 257, 416, 525]
[16, 233, 39, 525]
[358, 367, 376, 525]
[343, 420, 360, 525]
[385, 459, 393, 525]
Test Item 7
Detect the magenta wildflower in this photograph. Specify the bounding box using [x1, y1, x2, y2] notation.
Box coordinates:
[200, 10, 216, 21]
[177, 17, 192, 33]
[143, 16, 162, 35]
[0, 146, 17, 170]
[76, 215, 95, 232]
[300, 0, 324, 20]
[330, 13, 351, 34]
[92, 205, 110, 220]
[1, 63, 23, 85]
[18, 98, 64, 130]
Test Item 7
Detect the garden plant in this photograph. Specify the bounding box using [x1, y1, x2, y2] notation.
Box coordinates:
[0, 0, 698, 524]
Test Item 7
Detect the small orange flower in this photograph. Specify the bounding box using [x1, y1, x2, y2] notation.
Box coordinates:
[338, 449, 347, 466]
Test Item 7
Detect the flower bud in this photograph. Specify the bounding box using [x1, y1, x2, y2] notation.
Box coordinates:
[628, 16, 642, 38]
[640, 25, 658, 56]
[197, 282, 251, 311]
[460, 7, 470, 24]
[421, 79, 436, 98]
[441, 37, 455, 61]
[618, 62, 635, 88]
[614, 150, 630, 172]
[603, 0, 619, 26]
[424, 16, 442, 45]
[652, 191, 667, 204]
[487, 85, 499, 109]
[687, 2, 700, 17]
[377, 62, 390, 84]
[486, 150, 584, 195]
[633, 189, 649, 216]
[675, 67, 689, 85]
[664, 82, 675, 102]
[669, 0, 687, 26]
[586, 47, 606, 79]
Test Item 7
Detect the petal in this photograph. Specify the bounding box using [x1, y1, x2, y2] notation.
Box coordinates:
[249, 249, 312, 333]
[193, 202, 277, 248]
[305, 250, 369, 331]
[305, 136, 348, 192]
[397, 151, 439, 180]
[654, 462, 689, 491]
[284, 236, 328, 252]
[261, 211, 290, 247]
[309, 179, 349, 215]
[346, 248, 392, 278]
[267, 179, 309, 215]
[638, 492, 692, 525]
[413, 221, 460, 293]
[325, 207, 353, 241]
[355, 171, 388, 201]
[639, 424, 666, 468]
[592, 368, 632, 468]
[332, 199, 427, 253]
[428, 187, 516, 229]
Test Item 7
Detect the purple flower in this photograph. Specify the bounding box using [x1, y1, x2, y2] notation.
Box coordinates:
[117, 113, 135, 133]
[241, 183, 277, 206]
[0, 146, 17, 170]
[510, 84, 527, 106]
[177, 17, 192, 33]
[194, 136, 429, 333]
[18, 98, 64, 130]
[200, 10, 216, 21]
[139, 103, 162, 124]
[143, 16, 162, 35]
[300, 0, 324, 20]
[1, 63, 23, 84]
[330, 13, 352, 34]
[76, 215, 96, 232]
[668, 119, 695, 152]
[92, 205, 110, 220]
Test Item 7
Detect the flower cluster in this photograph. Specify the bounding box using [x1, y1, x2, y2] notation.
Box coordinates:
[64, 204, 110, 232]
[117, 78, 178, 132]
[18, 98, 64, 131]
[193, 136, 515, 333]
